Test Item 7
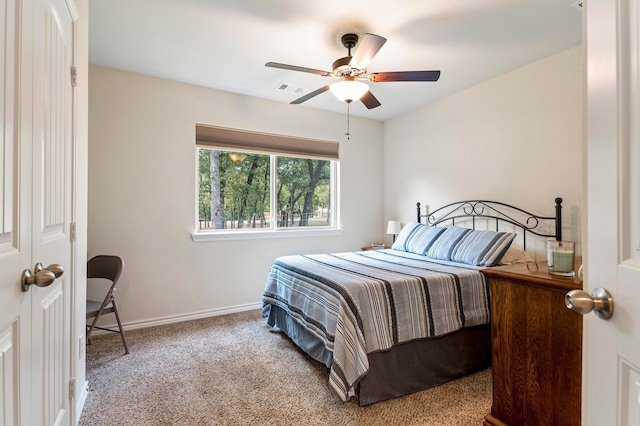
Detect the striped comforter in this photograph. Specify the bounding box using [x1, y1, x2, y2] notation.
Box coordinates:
[261, 249, 490, 402]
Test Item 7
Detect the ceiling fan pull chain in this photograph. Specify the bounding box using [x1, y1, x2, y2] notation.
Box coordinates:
[346, 102, 351, 140]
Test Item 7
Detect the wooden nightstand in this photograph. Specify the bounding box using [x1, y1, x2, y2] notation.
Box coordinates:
[481, 259, 583, 426]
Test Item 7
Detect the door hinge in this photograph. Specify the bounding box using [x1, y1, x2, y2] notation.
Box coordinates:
[69, 378, 75, 399]
[71, 66, 78, 87]
[70, 222, 76, 242]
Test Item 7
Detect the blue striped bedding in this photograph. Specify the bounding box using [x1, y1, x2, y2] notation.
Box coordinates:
[261, 249, 490, 402]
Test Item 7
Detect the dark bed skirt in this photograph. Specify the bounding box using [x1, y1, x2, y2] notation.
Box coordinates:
[264, 304, 492, 405]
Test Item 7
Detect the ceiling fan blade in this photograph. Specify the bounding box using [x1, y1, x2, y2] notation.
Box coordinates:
[265, 62, 330, 77]
[360, 91, 381, 109]
[369, 70, 441, 82]
[349, 33, 387, 70]
[291, 85, 330, 104]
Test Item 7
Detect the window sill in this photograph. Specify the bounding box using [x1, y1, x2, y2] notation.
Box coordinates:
[191, 228, 343, 242]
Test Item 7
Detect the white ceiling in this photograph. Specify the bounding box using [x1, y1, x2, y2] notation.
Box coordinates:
[89, 0, 583, 121]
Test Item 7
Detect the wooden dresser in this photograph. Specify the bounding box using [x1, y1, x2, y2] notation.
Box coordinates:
[481, 259, 583, 426]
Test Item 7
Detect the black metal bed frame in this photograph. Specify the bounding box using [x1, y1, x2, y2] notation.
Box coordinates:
[416, 197, 563, 250]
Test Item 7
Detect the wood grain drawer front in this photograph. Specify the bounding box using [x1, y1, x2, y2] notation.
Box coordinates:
[486, 271, 582, 426]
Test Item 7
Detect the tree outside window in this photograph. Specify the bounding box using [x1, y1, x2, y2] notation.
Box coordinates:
[198, 148, 334, 231]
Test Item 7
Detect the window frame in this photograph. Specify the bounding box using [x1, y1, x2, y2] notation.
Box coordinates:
[192, 125, 341, 241]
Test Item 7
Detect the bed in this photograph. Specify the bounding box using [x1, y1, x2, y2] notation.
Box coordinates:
[262, 198, 563, 405]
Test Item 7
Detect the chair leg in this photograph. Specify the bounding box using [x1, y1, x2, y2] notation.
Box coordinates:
[86, 310, 105, 345]
[111, 300, 129, 354]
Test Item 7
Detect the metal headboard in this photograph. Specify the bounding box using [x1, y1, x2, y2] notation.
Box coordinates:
[416, 198, 563, 250]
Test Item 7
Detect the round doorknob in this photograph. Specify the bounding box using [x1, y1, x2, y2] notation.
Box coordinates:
[565, 287, 614, 320]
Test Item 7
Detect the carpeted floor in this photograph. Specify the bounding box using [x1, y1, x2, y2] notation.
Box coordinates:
[80, 309, 491, 425]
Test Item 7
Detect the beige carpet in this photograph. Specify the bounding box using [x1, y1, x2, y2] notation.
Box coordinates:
[80, 309, 491, 425]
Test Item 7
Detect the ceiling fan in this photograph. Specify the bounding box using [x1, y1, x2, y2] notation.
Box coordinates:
[265, 33, 441, 109]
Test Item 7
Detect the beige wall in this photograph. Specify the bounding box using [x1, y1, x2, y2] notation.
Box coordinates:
[88, 66, 384, 327]
[383, 46, 583, 259]
[89, 45, 583, 327]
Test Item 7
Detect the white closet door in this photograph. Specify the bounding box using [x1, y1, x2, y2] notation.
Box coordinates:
[0, 0, 33, 424]
[0, 0, 74, 424]
[31, 0, 74, 424]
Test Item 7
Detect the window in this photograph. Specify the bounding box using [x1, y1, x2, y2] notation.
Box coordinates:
[195, 124, 339, 235]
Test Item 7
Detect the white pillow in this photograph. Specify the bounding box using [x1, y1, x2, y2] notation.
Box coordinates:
[499, 246, 534, 264]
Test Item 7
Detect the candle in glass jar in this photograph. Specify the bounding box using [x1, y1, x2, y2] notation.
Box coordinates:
[552, 249, 574, 272]
[547, 240, 576, 277]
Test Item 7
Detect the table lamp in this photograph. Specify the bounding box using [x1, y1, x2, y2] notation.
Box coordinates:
[386, 221, 401, 243]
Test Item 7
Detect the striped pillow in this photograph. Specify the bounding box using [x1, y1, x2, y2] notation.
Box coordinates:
[390, 222, 421, 251]
[450, 229, 516, 266]
[391, 222, 446, 255]
[425, 226, 471, 261]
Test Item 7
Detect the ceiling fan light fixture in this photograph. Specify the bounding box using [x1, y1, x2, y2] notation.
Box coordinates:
[329, 80, 369, 103]
[265, 32, 440, 110]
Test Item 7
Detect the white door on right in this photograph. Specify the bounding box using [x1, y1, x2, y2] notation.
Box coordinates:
[584, 0, 640, 424]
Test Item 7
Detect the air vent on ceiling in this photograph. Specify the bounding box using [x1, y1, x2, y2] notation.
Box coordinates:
[275, 82, 306, 95]
[571, 1, 583, 11]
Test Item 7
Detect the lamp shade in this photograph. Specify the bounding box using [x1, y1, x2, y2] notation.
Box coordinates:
[329, 80, 369, 103]
[228, 153, 247, 162]
[386, 221, 402, 235]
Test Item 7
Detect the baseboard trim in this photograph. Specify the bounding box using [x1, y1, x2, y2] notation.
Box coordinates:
[75, 380, 89, 424]
[89, 302, 263, 335]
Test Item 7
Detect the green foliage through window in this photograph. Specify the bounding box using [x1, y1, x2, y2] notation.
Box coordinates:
[198, 149, 334, 230]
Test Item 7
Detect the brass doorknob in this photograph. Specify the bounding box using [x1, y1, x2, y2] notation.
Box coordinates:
[21, 269, 56, 292]
[21, 263, 64, 292]
[34, 262, 64, 278]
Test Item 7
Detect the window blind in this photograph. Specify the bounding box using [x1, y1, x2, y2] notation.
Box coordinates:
[196, 124, 339, 161]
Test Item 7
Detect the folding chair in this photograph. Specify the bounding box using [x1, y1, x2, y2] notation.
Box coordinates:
[86, 255, 129, 354]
